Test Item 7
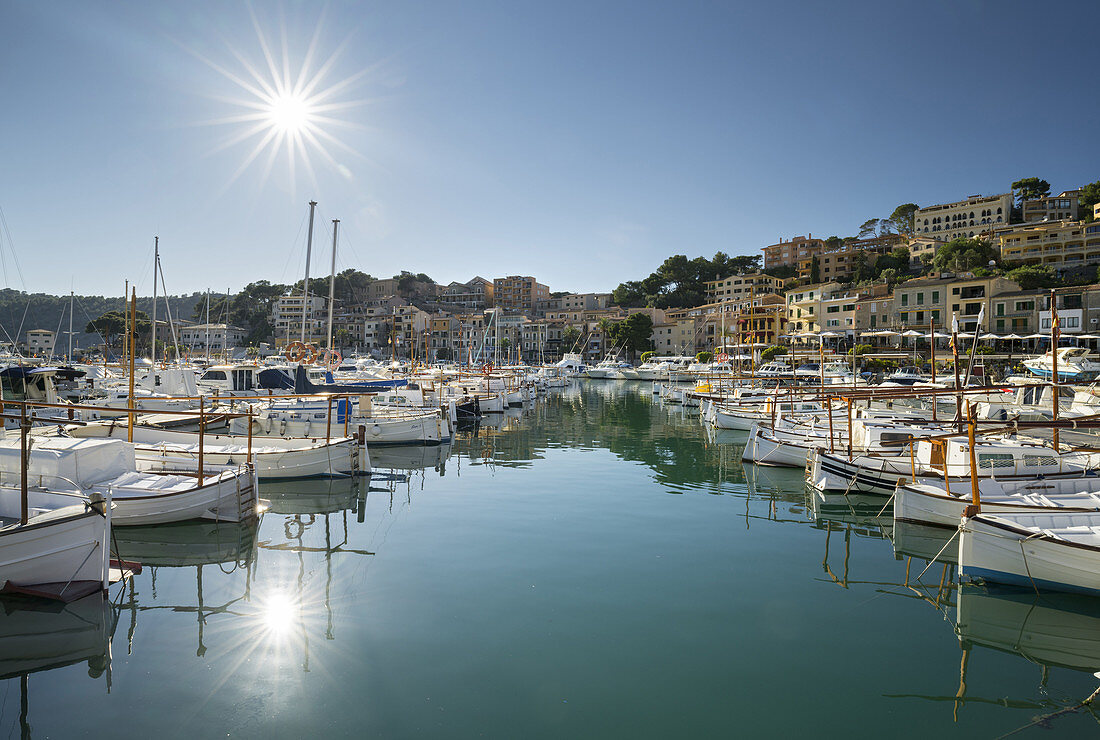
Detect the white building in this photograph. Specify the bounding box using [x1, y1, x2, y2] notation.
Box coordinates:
[179, 323, 246, 351]
[25, 329, 55, 356]
[272, 294, 327, 345]
[913, 193, 1012, 241]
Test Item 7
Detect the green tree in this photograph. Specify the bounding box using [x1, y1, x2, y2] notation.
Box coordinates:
[809, 255, 821, 283]
[858, 219, 880, 238]
[195, 281, 288, 344]
[888, 203, 919, 236]
[85, 310, 151, 351]
[606, 313, 654, 360]
[695, 351, 713, 363]
[760, 345, 787, 362]
[561, 326, 582, 354]
[1079, 180, 1100, 222]
[1011, 177, 1051, 205]
[932, 237, 998, 272]
[1005, 264, 1060, 290]
[878, 268, 898, 285]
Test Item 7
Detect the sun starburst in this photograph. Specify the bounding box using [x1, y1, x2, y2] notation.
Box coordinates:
[186, 5, 372, 195]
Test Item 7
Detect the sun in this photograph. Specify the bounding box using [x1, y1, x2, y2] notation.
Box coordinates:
[267, 92, 313, 133]
[186, 6, 370, 194]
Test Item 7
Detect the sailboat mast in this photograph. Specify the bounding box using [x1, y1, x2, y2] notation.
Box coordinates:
[151, 236, 159, 362]
[205, 289, 210, 360]
[301, 200, 318, 344]
[68, 289, 74, 361]
[327, 219, 339, 350]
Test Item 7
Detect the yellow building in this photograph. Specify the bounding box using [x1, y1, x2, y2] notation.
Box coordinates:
[762, 235, 823, 270]
[996, 219, 1100, 270]
[703, 272, 790, 303]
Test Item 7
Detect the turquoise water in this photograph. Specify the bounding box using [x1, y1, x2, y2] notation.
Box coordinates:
[3, 381, 1099, 737]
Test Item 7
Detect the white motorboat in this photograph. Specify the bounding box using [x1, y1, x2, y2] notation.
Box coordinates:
[1023, 346, 1100, 382]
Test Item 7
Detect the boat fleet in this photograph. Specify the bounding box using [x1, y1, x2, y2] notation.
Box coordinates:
[0, 350, 565, 602]
[577, 341, 1100, 598]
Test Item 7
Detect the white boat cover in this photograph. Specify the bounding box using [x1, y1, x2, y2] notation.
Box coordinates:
[0, 437, 134, 489]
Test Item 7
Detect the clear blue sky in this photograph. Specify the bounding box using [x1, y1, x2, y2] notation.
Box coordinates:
[1, 0, 1097, 297]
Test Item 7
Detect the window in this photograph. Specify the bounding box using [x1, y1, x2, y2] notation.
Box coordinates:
[1024, 455, 1058, 467]
[978, 453, 1015, 470]
[996, 303, 1004, 316]
[827, 305, 840, 313]
[901, 294, 909, 306]
[1015, 301, 1034, 311]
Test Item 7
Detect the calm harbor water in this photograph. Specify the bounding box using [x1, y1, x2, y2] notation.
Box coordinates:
[3, 381, 1099, 737]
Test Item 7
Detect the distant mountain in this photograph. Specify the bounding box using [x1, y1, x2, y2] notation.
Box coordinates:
[0, 288, 207, 351]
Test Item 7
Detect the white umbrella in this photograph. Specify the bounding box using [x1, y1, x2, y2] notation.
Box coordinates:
[1024, 333, 1046, 339]
[979, 333, 1000, 340]
[957, 332, 976, 339]
[1004, 333, 1022, 340]
[925, 332, 951, 339]
[1077, 334, 1100, 340]
[900, 330, 923, 337]
[819, 331, 840, 337]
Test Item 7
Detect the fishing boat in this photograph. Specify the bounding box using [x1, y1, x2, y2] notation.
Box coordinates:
[960, 509, 1100, 595]
[895, 475, 1100, 529]
[3, 435, 258, 525]
[62, 421, 369, 479]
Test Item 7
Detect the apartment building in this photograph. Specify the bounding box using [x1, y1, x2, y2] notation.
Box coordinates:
[894, 274, 1020, 332]
[561, 293, 611, 311]
[913, 193, 1012, 241]
[990, 290, 1043, 334]
[784, 282, 840, 337]
[1022, 190, 1079, 222]
[438, 277, 494, 310]
[650, 319, 697, 355]
[762, 235, 823, 270]
[817, 234, 905, 280]
[704, 272, 790, 303]
[493, 276, 549, 313]
[25, 329, 55, 356]
[272, 294, 327, 345]
[179, 323, 246, 351]
[995, 220, 1100, 270]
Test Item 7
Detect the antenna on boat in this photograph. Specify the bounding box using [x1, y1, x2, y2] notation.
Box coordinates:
[301, 201, 318, 345]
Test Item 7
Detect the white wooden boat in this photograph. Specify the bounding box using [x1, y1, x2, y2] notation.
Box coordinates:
[62, 422, 368, 479]
[0, 489, 109, 599]
[895, 477, 1100, 529]
[960, 509, 1100, 595]
[3, 436, 257, 526]
[229, 399, 448, 445]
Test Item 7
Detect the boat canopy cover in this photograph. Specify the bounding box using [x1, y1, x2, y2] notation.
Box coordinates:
[294, 365, 407, 394]
[0, 437, 133, 488]
[1, 366, 85, 381]
[257, 368, 295, 390]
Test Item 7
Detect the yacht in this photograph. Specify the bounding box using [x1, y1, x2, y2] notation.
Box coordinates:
[1023, 347, 1100, 382]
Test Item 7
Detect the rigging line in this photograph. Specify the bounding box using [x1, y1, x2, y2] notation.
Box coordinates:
[0, 204, 26, 290]
[277, 210, 310, 285]
[13, 302, 29, 355]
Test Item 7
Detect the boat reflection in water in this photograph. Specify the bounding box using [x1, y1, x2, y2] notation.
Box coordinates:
[0, 593, 116, 736]
[957, 584, 1100, 674]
